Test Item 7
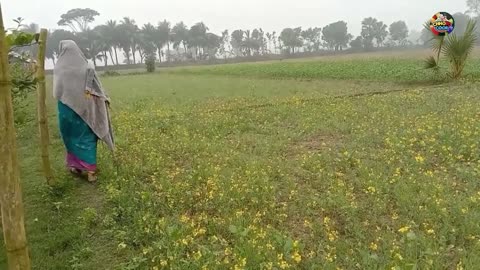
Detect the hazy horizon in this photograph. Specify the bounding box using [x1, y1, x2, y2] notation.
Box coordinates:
[4, 0, 468, 37]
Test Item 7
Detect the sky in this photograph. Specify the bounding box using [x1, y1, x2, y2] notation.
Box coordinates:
[3, 0, 469, 37]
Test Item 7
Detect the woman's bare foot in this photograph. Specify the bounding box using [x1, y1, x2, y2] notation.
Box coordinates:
[87, 172, 97, 183]
[69, 167, 82, 175]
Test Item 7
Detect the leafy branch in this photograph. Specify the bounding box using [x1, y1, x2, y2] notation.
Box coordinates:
[424, 19, 478, 79]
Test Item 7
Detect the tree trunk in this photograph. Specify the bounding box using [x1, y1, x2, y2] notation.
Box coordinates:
[114, 47, 119, 65]
[123, 49, 131, 64]
[132, 46, 136, 64]
[103, 51, 108, 67]
[0, 5, 32, 270]
[157, 48, 162, 63]
[52, 58, 56, 67]
[36, 29, 54, 185]
[139, 49, 144, 64]
[108, 49, 114, 66]
[167, 42, 170, 62]
[93, 58, 97, 67]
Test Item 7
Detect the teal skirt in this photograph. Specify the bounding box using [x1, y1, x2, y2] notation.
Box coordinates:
[58, 101, 98, 171]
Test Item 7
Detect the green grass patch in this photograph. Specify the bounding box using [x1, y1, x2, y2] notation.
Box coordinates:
[2, 55, 480, 269]
[167, 57, 480, 82]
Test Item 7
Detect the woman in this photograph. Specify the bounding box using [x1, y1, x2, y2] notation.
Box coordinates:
[53, 40, 114, 182]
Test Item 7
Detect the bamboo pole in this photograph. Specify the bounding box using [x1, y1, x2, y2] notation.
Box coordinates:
[0, 4, 31, 270]
[36, 29, 54, 185]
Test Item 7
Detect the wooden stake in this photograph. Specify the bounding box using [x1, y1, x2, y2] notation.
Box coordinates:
[36, 29, 54, 185]
[0, 4, 32, 270]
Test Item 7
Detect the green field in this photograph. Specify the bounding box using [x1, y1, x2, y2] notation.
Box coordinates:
[2, 51, 480, 269]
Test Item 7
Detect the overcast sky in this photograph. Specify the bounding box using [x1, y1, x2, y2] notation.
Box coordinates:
[3, 0, 468, 36]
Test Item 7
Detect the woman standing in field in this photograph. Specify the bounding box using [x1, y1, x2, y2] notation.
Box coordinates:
[53, 40, 114, 182]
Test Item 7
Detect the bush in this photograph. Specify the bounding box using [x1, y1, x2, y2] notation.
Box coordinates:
[11, 62, 36, 107]
[103, 70, 121, 77]
[145, 54, 156, 73]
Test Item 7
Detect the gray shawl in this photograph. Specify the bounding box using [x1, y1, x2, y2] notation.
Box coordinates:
[53, 40, 114, 150]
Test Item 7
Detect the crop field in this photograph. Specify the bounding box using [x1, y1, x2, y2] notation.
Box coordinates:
[167, 50, 480, 82]
[2, 51, 480, 269]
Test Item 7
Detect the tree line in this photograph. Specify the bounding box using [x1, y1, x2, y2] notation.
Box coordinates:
[15, 6, 480, 67]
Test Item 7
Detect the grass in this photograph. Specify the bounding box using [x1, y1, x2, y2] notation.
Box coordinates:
[166, 54, 480, 82]
[2, 52, 480, 269]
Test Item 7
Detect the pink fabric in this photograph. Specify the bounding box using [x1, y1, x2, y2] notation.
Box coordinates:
[67, 152, 96, 172]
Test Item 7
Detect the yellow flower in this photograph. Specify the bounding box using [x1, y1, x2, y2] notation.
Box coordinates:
[234, 258, 247, 270]
[369, 242, 378, 251]
[398, 226, 410, 233]
[180, 214, 190, 223]
[415, 155, 425, 163]
[279, 260, 289, 269]
[324, 216, 331, 225]
[427, 229, 435, 235]
[291, 251, 302, 263]
[328, 232, 337, 242]
[193, 250, 202, 260]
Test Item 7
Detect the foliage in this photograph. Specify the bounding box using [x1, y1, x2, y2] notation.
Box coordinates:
[7, 21, 38, 109]
[443, 20, 478, 79]
[350, 36, 364, 51]
[361, 18, 388, 49]
[168, 55, 480, 82]
[103, 70, 121, 77]
[453, 12, 471, 35]
[46, 29, 76, 64]
[424, 19, 478, 79]
[322, 21, 351, 51]
[361, 17, 377, 49]
[57, 8, 100, 32]
[279, 27, 303, 54]
[6, 30, 38, 48]
[120, 17, 139, 64]
[92, 71, 480, 269]
[389, 21, 409, 46]
[230, 29, 246, 56]
[10, 62, 36, 107]
[373, 20, 389, 46]
[172, 22, 189, 54]
[145, 52, 156, 72]
[301, 27, 322, 52]
[467, 0, 480, 16]
[6, 51, 480, 269]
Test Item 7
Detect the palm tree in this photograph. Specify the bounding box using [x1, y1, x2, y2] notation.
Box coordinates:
[172, 22, 189, 56]
[106, 20, 120, 65]
[272, 31, 278, 54]
[373, 21, 388, 47]
[77, 29, 104, 67]
[140, 24, 158, 63]
[121, 17, 139, 64]
[425, 20, 477, 79]
[158, 20, 171, 62]
[94, 25, 113, 66]
[141, 23, 164, 63]
[189, 22, 209, 60]
[117, 23, 132, 64]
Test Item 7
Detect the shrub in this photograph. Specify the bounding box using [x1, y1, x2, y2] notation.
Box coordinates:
[11, 61, 36, 107]
[145, 53, 156, 73]
[103, 70, 121, 77]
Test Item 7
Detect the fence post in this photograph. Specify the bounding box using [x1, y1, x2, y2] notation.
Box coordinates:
[0, 4, 32, 270]
[36, 28, 54, 185]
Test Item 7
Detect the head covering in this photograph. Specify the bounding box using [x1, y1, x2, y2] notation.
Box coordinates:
[53, 40, 114, 150]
